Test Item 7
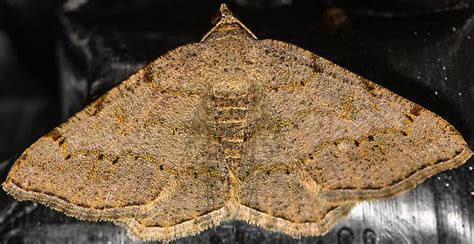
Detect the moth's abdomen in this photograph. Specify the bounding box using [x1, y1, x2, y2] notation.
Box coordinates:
[210, 93, 250, 162]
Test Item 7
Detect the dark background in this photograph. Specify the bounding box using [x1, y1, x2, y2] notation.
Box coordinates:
[0, 0, 473, 243]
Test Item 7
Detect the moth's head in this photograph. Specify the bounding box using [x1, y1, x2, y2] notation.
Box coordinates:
[201, 4, 257, 42]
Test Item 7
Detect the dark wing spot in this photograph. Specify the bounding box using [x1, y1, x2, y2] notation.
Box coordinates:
[45, 128, 61, 141]
[90, 96, 107, 116]
[410, 105, 423, 116]
[143, 66, 155, 83]
[58, 138, 66, 146]
[19, 153, 28, 161]
[361, 78, 375, 93]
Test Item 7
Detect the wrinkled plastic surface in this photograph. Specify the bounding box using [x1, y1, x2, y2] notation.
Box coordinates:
[0, 0, 473, 243]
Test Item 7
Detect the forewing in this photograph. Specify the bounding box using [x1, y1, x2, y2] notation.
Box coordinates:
[2, 44, 228, 227]
[245, 39, 472, 203]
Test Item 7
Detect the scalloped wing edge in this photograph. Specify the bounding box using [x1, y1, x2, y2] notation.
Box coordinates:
[260, 39, 473, 203]
[2, 181, 354, 241]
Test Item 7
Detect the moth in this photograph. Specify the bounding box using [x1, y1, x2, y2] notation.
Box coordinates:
[2, 4, 472, 241]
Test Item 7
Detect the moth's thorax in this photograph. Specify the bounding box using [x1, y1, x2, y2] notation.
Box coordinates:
[211, 75, 250, 98]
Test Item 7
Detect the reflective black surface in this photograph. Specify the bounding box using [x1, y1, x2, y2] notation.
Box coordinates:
[1, 1, 473, 243]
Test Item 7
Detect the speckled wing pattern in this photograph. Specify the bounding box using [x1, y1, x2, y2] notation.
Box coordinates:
[2, 4, 472, 242]
[1, 41, 234, 240]
[248, 39, 472, 203]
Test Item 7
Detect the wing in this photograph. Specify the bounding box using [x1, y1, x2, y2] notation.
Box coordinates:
[2, 43, 229, 240]
[236, 163, 355, 237]
[242, 39, 472, 204]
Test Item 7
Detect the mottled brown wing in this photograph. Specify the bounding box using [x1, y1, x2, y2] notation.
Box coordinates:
[242, 39, 472, 204]
[2, 44, 229, 240]
[235, 163, 355, 237]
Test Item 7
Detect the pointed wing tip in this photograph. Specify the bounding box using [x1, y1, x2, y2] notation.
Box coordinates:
[2, 179, 26, 203]
[1, 180, 11, 194]
[465, 144, 473, 159]
[2, 171, 18, 194]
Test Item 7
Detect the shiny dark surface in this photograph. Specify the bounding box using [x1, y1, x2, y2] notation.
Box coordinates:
[0, 0, 473, 243]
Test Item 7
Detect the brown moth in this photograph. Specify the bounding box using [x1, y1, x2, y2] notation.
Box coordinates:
[2, 4, 472, 241]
